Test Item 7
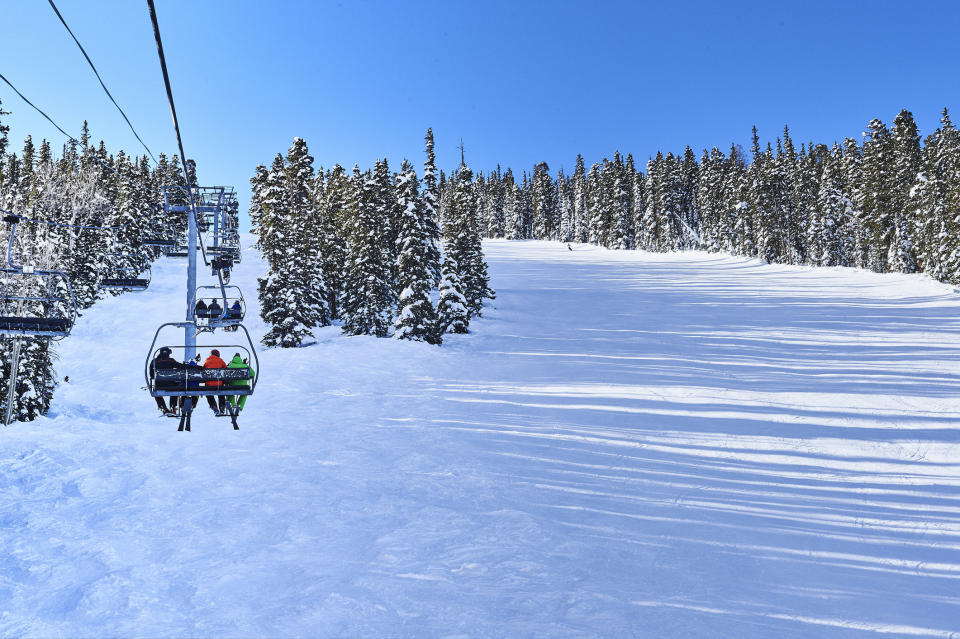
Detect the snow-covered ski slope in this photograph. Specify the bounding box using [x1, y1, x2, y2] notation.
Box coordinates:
[3, 238, 960, 638]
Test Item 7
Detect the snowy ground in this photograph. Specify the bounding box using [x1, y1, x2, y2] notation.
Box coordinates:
[2, 238, 960, 638]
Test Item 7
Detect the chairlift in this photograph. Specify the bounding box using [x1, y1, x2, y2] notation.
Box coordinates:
[101, 264, 151, 291]
[194, 285, 245, 327]
[0, 215, 78, 339]
[143, 237, 177, 249]
[144, 322, 259, 429]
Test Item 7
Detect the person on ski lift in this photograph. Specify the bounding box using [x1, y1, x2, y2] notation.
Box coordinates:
[228, 299, 242, 319]
[203, 348, 228, 415]
[194, 298, 208, 318]
[150, 346, 180, 416]
[226, 352, 255, 413]
[181, 354, 201, 411]
[207, 298, 223, 319]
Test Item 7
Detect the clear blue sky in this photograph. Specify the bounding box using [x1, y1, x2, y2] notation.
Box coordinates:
[1, 0, 958, 230]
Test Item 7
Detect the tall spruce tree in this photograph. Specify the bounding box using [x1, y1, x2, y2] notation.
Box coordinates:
[394, 160, 440, 343]
[341, 164, 395, 337]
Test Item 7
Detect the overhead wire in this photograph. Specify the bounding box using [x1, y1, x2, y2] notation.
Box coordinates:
[0, 71, 159, 210]
[145, 0, 213, 268]
[46, 0, 161, 169]
[0, 206, 121, 232]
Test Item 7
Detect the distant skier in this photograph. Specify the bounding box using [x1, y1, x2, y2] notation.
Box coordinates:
[567, 243, 572, 251]
[203, 349, 228, 415]
[226, 352, 255, 413]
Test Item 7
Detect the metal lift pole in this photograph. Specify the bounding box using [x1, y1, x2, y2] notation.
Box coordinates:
[186, 201, 197, 362]
[4, 338, 22, 426]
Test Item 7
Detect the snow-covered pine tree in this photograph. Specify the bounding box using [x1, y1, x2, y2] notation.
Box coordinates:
[257, 153, 315, 347]
[751, 142, 780, 263]
[435, 254, 469, 335]
[318, 164, 351, 317]
[631, 157, 646, 250]
[813, 143, 847, 267]
[557, 169, 573, 242]
[640, 156, 661, 251]
[613, 152, 632, 250]
[531, 161, 557, 240]
[421, 129, 443, 285]
[860, 118, 894, 272]
[697, 148, 725, 252]
[503, 170, 521, 240]
[443, 161, 493, 317]
[725, 144, 752, 256]
[394, 159, 440, 343]
[840, 137, 866, 268]
[660, 153, 684, 251]
[888, 109, 921, 273]
[341, 164, 395, 337]
[285, 137, 330, 328]
[487, 167, 505, 238]
[573, 154, 588, 243]
[679, 147, 700, 249]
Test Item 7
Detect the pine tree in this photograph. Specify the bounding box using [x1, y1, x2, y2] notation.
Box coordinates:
[421, 129, 443, 285]
[841, 137, 866, 268]
[861, 118, 894, 272]
[318, 165, 351, 317]
[813, 144, 847, 266]
[394, 160, 440, 343]
[341, 164, 395, 336]
[444, 161, 493, 317]
[888, 109, 921, 273]
[436, 255, 469, 335]
[572, 154, 588, 243]
[531, 161, 557, 240]
[557, 169, 573, 242]
[503, 170, 521, 240]
[285, 137, 330, 328]
[257, 153, 316, 347]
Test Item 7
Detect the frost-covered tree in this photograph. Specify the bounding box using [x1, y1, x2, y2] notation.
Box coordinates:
[341, 164, 395, 337]
[436, 255, 468, 335]
[257, 153, 316, 347]
[394, 160, 440, 343]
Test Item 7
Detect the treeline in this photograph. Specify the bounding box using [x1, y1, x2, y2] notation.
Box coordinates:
[469, 108, 960, 280]
[0, 106, 184, 420]
[250, 129, 494, 347]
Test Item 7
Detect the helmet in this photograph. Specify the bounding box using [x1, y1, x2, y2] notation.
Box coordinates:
[159, 347, 172, 357]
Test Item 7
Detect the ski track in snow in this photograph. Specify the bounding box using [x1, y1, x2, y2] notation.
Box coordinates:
[2, 238, 960, 637]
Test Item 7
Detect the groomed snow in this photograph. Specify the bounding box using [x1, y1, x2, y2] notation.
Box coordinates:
[2, 238, 960, 637]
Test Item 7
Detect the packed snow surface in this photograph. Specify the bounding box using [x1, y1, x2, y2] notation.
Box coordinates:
[2, 238, 960, 638]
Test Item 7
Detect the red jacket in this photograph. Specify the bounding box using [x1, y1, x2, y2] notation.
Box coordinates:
[203, 355, 227, 387]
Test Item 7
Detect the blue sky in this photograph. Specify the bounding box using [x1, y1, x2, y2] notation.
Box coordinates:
[1, 1, 958, 229]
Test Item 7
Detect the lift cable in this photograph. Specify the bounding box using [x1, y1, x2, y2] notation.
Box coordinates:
[0, 70, 160, 210]
[46, 0, 163, 170]
[0, 206, 122, 232]
[145, 0, 213, 268]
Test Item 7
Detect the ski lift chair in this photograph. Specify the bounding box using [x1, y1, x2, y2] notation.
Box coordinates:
[144, 322, 259, 429]
[102, 264, 151, 291]
[194, 285, 245, 328]
[0, 267, 77, 340]
[166, 241, 190, 258]
[143, 237, 177, 249]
